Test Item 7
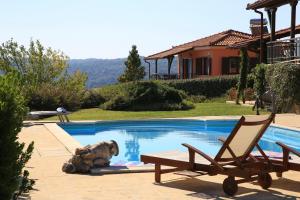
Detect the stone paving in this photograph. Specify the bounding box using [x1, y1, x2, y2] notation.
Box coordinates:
[19, 114, 300, 200]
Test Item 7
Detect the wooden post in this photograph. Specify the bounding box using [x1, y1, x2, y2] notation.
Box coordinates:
[290, 1, 298, 39]
[270, 8, 277, 42]
[290, 1, 298, 59]
[167, 56, 174, 79]
[155, 59, 158, 80]
[155, 164, 161, 183]
[144, 59, 151, 80]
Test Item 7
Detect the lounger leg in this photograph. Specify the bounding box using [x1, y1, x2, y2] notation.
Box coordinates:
[58, 115, 63, 122]
[65, 115, 70, 122]
[276, 172, 283, 178]
[155, 164, 161, 183]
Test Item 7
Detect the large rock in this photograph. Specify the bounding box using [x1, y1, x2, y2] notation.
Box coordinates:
[62, 140, 119, 173]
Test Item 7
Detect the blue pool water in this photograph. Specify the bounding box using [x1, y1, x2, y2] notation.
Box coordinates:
[60, 120, 300, 165]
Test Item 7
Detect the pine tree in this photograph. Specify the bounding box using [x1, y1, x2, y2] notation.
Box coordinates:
[236, 48, 249, 104]
[118, 45, 145, 83]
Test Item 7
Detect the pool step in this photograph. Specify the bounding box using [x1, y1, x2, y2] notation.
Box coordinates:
[174, 170, 208, 177]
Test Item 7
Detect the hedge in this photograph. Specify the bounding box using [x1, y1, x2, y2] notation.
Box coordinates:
[101, 81, 193, 111]
[160, 75, 239, 98]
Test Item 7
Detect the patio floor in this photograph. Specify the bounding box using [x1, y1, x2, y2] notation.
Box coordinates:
[19, 114, 300, 200]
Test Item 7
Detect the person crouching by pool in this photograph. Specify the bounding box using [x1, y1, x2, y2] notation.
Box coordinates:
[62, 140, 119, 173]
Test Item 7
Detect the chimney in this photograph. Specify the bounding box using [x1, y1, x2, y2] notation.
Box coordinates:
[250, 18, 269, 36]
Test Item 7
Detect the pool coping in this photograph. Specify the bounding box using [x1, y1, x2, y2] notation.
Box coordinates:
[43, 116, 300, 174]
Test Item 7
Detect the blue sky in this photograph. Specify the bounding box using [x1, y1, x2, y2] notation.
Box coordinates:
[0, 0, 298, 59]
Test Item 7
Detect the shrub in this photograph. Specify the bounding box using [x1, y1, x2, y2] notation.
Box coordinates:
[28, 80, 86, 111]
[187, 95, 207, 103]
[161, 75, 239, 98]
[266, 62, 300, 112]
[0, 72, 34, 200]
[227, 87, 238, 101]
[81, 89, 105, 108]
[101, 81, 193, 111]
[227, 87, 255, 101]
[253, 64, 267, 97]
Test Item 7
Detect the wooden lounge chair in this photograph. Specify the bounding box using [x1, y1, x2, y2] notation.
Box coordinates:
[141, 114, 277, 196]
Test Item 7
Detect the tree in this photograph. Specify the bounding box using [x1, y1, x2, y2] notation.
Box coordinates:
[236, 48, 249, 104]
[0, 71, 34, 200]
[0, 39, 87, 110]
[118, 45, 145, 83]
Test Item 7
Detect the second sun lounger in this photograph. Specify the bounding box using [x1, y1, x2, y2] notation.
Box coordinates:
[142, 114, 279, 196]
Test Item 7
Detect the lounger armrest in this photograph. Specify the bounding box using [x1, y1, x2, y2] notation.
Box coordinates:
[182, 143, 223, 171]
[276, 142, 300, 157]
[218, 137, 226, 143]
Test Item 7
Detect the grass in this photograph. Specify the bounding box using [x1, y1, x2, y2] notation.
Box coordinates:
[46, 102, 268, 121]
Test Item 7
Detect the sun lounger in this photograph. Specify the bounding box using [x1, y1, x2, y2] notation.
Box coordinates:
[28, 110, 70, 122]
[141, 114, 283, 196]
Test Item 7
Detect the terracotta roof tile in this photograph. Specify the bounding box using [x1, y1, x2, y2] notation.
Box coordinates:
[247, 0, 295, 10]
[145, 30, 253, 60]
[230, 24, 300, 48]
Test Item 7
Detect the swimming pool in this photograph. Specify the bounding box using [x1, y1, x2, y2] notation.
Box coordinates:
[60, 119, 300, 166]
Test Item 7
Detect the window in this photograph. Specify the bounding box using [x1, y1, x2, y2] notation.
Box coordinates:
[196, 57, 212, 76]
[222, 57, 240, 75]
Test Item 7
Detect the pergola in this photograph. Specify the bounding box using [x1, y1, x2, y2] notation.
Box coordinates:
[144, 47, 193, 79]
[246, 0, 299, 63]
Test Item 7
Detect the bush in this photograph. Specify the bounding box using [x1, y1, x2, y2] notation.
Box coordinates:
[81, 89, 105, 108]
[101, 81, 194, 111]
[227, 87, 255, 101]
[0, 72, 34, 199]
[266, 62, 300, 112]
[253, 64, 267, 97]
[161, 75, 239, 98]
[27, 71, 87, 111]
[187, 95, 207, 103]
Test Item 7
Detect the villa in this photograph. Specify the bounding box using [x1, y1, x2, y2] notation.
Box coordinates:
[145, 30, 259, 79]
[3, 0, 300, 200]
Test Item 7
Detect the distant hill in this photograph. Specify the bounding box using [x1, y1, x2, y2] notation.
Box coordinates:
[68, 58, 178, 88]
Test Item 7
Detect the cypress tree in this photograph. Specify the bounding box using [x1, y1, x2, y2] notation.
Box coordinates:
[236, 48, 249, 104]
[0, 72, 34, 200]
[118, 45, 145, 83]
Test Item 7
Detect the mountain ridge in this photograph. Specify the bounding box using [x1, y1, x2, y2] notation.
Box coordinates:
[68, 57, 178, 88]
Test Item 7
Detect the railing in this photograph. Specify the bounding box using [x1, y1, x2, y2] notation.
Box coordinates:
[150, 73, 233, 80]
[267, 37, 300, 64]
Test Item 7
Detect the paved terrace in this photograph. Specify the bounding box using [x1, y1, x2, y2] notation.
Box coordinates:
[19, 114, 300, 200]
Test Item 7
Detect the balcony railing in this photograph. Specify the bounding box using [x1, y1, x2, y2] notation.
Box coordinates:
[267, 37, 300, 64]
[150, 73, 235, 80]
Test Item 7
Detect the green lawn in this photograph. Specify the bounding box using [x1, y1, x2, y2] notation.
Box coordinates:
[46, 103, 267, 121]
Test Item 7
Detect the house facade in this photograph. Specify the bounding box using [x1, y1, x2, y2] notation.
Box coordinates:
[145, 30, 258, 79]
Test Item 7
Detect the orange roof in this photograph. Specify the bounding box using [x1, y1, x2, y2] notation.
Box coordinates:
[231, 24, 300, 48]
[145, 30, 253, 60]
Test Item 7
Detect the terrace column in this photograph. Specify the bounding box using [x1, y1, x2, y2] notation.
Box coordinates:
[167, 56, 174, 78]
[155, 59, 158, 80]
[270, 8, 277, 42]
[290, 1, 298, 59]
[290, 1, 298, 39]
